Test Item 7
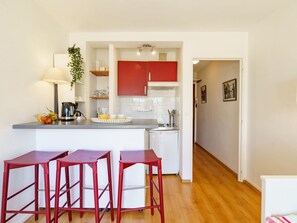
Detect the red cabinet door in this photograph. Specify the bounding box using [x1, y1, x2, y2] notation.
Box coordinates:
[118, 61, 148, 96]
[147, 61, 177, 81]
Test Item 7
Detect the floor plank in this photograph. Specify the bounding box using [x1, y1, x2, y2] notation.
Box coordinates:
[26, 144, 260, 222]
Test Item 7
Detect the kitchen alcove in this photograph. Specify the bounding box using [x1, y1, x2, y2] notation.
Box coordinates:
[56, 42, 181, 120]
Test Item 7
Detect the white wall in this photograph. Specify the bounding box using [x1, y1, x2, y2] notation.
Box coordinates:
[69, 32, 248, 181]
[247, 2, 297, 188]
[0, 1, 67, 221]
[196, 61, 240, 173]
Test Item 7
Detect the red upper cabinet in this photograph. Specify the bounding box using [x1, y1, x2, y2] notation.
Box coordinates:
[147, 61, 177, 82]
[118, 61, 148, 96]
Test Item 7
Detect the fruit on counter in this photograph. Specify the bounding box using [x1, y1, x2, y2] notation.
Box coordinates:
[37, 108, 58, 124]
[46, 108, 58, 121]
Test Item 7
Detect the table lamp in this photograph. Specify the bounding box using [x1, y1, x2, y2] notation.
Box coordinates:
[42, 67, 68, 115]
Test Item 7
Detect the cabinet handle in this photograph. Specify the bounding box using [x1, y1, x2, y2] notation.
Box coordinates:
[148, 72, 151, 81]
[144, 86, 147, 95]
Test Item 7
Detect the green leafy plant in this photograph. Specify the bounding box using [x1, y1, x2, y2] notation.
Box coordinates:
[67, 44, 84, 88]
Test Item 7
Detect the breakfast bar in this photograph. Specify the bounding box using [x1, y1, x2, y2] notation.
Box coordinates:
[13, 119, 158, 208]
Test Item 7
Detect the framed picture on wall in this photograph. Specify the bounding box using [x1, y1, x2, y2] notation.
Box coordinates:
[223, 78, 237, 101]
[201, 85, 207, 104]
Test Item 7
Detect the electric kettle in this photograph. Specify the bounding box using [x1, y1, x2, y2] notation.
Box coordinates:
[61, 102, 78, 121]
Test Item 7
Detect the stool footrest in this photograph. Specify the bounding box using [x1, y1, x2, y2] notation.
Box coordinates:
[58, 207, 101, 213]
[7, 182, 35, 200]
[120, 205, 160, 213]
[70, 197, 80, 207]
[6, 199, 35, 213]
[122, 185, 150, 191]
[100, 201, 111, 216]
[84, 185, 112, 191]
[152, 180, 160, 193]
[4, 199, 40, 222]
[98, 183, 109, 200]
[6, 209, 45, 214]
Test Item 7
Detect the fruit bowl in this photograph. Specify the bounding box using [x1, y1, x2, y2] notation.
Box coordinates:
[37, 109, 58, 124]
[38, 115, 53, 124]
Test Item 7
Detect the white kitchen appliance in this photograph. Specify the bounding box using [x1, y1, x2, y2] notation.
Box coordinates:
[149, 129, 179, 174]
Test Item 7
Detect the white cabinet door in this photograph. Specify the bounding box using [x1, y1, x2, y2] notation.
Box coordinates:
[149, 131, 179, 174]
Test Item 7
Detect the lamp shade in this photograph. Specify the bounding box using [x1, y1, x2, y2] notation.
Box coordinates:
[42, 68, 69, 83]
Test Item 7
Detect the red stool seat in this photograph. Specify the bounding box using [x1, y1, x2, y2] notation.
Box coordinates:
[1, 150, 68, 223]
[117, 150, 165, 223]
[54, 149, 114, 223]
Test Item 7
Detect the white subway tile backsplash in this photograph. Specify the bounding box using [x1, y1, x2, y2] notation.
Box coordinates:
[117, 90, 179, 124]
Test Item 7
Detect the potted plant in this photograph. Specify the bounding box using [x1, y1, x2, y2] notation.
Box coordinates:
[68, 44, 84, 88]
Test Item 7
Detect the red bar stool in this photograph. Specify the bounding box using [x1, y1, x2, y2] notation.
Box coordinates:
[1, 150, 69, 223]
[117, 150, 165, 223]
[54, 149, 114, 223]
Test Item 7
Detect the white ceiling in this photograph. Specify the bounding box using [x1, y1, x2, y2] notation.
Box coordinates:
[34, 0, 292, 32]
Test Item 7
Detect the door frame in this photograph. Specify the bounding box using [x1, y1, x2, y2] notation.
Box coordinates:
[192, 58, 244, 182]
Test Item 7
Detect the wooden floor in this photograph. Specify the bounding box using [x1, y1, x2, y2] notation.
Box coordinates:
[26, 144, 261, 223]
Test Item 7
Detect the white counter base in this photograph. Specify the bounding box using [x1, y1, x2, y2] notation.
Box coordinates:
[36, 129, 146, 208]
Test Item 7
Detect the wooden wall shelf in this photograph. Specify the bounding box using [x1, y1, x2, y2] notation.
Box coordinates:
[90, 96, 109, 100]
[90, 70, 109, 76]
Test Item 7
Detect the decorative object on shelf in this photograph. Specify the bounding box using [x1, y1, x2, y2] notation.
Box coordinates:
[91, 88, 109, 100]
[201, 85, 207, 104]
[137, 44, 156, 55]
[67, 44, 84, 88]
[94, 89, 109, 97]
[42, 56, 69, 115]
[222, 78, 237, 102]
[90, 96, 109, 100]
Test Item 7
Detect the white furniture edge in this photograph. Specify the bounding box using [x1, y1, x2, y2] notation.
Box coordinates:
[261, 175, 297, 223]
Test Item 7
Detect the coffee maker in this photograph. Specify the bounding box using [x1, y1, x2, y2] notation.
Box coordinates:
[60, 102, 78, 121]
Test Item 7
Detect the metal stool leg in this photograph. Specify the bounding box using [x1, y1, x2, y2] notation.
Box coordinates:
[79, 164, 84, 218]
[107, 152, 114, 221]
[117, 162, 124, 223]
[157, 160, 165, 223]
[43, 164, 51, 223]
[34, 165, 39, 221]
[43, 163, 51, 223]
[65, 166, 72, 221]
[54, 161, 62, 223]
[149, 164, 154, 216]
[1, 163, 9, 223]
[92, 163, 100, 223]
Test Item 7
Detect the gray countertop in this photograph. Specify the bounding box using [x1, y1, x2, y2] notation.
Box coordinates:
[13, 118, 158, 129]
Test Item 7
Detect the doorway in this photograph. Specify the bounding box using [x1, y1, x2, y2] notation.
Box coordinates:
[192, 60, 242, 181]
